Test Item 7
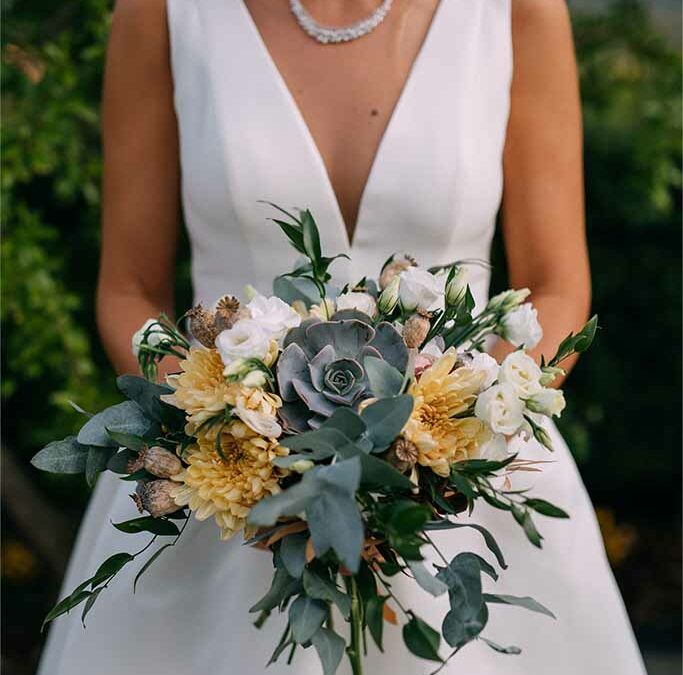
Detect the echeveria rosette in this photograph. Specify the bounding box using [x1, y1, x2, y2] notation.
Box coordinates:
[277, 316, 409, 431]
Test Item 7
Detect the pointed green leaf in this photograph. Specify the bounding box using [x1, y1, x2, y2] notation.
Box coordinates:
[482, 593, 555, 619]
[288, 595, 327, 644]
[31, 436, 89, 474]
[311, 627, 346, 675]
[402, 615, 442, 662]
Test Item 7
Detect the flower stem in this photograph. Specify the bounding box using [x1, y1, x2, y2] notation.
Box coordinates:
[346, 576, 364, 675]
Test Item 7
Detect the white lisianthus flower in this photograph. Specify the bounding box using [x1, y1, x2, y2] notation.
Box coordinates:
[398, 267, 444, 312]
[233, 404, 282, 438]
[527, 388, 566, 417]
[477, 433, 510, 461]
[498, 351, 543, 398]
[241, 370, 268, 389]
[507, 432, 534, 455]
[487, 288, 531, 312]
[474, 383, 525, 435]
[336, 291, 377, 318]
[247, 295, 301, 340]
[464, 350, 499, 390]
[131, 319, 167, 357]
[502, 302, 543, 349]
[215, 318, 273, 366]
[420, 338, 445, 360]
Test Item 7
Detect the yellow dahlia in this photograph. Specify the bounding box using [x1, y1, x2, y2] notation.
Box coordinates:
[404, 348, 491, 477]
[162, 347, 282, 436]
[171, 421, 289, 540]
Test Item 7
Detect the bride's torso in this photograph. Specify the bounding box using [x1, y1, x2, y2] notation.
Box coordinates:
[166, 0, 512, 307]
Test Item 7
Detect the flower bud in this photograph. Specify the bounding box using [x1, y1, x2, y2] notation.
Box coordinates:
[223, 357, 249, 378]
[403, 314, 431, 349]
[289, 459, 315, 474]
[526, 388, 566, 417]
[487, 288, 531, 313]
[377, 276, 400, 314]
[133, 479, 179, 517]
[242, 370, 268, 388]
[142, 446, 183, 478]
[540, 365, 565, 387]
[445, 266, 468, 307]
[379, 256, 415, 290]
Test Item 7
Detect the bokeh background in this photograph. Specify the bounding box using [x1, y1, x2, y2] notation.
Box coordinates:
[1, 0, 681, 673]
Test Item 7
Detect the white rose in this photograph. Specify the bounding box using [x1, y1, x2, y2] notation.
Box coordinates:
[335, 291, 377, 318]
[234, 404, 282, 439]
[498, 351, 543, 398]
[527, 388, 566, 417]
[247, 295, 301, 340]
[398, 267, 444, 312]
[464, 350, 499, 390]
[474, 383, 525, 435]
[477, 433, 510, 461]
[215, 318, 273, 366]
[131, 318, 167, 357]
[502, 303, 543, 349]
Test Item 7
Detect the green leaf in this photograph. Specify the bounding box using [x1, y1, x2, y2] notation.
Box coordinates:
[407, 560, 449, 597]
[365, 595, 388, 652]
[311, 627, 346, 675]
[106, 448, 137, 474]
[301, 209, 322, 265]
[281, 428, 350, 459]
[280, 533, 309, 579]
[379, 501, 431, 536]
[80, 586, 103, 626]
[105, 430, 147, 452]
[402, 614, 442, 662]
[480, 636, 522, 655]
[113, 516, 180, 536]
[524, 498, 569, 519]
[288, 595, 328, 644]
[360, 395, 414, 451]
[306, 485, 364, 573]
[482, 594, 556, 619]
[85, 446, 115, 486]
[442, 602, 488, 650]
[273, 275, 321, 308]
[248, 479, 321, 527]
[31, 436, 89, 474]
[321, 407, 367, 440]
[116, 375, 180, 427]
[364, 356, 404, 398]
[303, 568, 351, 619]
[78, 401, 156, 447]
[249, 567, 301, 613]
[334, 443, 412, 490]
[574, 315, 598, 352]
[423, 521, 507, 569]
[88, 552, 135, 588]
[42, 589, 92, 629]
[134, 543, 174, 592]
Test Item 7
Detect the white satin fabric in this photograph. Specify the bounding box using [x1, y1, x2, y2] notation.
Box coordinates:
[39, 1, 647, 673]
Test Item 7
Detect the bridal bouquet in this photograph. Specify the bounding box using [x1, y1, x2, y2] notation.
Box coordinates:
[33, 205, 596, 674]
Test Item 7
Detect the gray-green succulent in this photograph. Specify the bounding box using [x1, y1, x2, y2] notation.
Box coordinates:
[277, 313, 409, 431]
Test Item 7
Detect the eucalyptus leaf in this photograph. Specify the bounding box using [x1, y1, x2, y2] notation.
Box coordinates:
[31, 436, 89, 474]
[274, 275, 321, 308]
[280, 533, 309, 579]
[407, 560, 449, 597]
[248, 479, 321, 527]
[442, 602, 488, 649]
[364, 356, 404, 398]
[424, 521, 507, 569]
[78, 401, 156, 447]
[85, 446, 115, 486]
[360, 395, 414, 450]
[105, 430, 147, 452]
[249, 567, 301, 613]
[106, 448, 138, 474]
[365, 595, 388, 652]
[480, 636, 522, 655]
[311, 627, 346, 675]
[117, 375, 179, 426]
[288, 595, 327, 644]
[482, 593, 556, 619]
[303, 568, 351, 619]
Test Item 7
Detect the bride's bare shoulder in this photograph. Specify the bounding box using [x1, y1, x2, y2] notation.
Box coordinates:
[110, 0, 170, 51]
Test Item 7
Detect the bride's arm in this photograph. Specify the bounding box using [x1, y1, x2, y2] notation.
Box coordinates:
[496, 0, 591, 384]
[97, 0, 181, 376]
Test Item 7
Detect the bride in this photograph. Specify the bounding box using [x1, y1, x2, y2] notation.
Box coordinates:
[39, 1, 647, 674]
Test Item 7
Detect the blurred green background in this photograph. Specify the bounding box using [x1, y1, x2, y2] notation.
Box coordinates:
[1, 1, 681, 673]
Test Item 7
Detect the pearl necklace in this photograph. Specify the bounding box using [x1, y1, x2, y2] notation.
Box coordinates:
[289, 0, 394, 44]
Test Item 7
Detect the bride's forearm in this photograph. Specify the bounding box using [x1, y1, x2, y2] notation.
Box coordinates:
[96, 288, 180, 379]
[489, 287, 591, 387]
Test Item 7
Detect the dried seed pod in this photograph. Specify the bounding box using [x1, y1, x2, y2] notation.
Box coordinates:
[142, 446, 183, 479]
[126, 453, 145, 474]
[134, 479, 179, 517]
[379, 255, 416, 290]
[187, 304, 219, 348]
[403, 313, 431, 349]
[213, 295, 241, 332]
[384, 437, 419, 474]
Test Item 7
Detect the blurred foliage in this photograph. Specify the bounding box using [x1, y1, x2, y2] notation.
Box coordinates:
[0, 0, 680, 668]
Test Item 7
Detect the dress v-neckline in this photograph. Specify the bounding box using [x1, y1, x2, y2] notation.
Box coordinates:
[238, 0, 445, 249]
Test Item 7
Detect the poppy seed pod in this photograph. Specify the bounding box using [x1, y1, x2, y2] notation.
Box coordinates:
[403, 313, 431, 349]
[134, 479, 179, 518]
[142, 446, 183, 479]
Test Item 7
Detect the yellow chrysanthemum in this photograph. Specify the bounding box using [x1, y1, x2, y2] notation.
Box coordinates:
[404, 348, 491, 477]
[171, 421, 289, 540]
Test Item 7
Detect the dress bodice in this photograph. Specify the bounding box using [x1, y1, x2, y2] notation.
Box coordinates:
[166, 0, 512, 309]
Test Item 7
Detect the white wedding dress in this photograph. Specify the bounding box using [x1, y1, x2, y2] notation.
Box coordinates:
[38, 1, 648, 674]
